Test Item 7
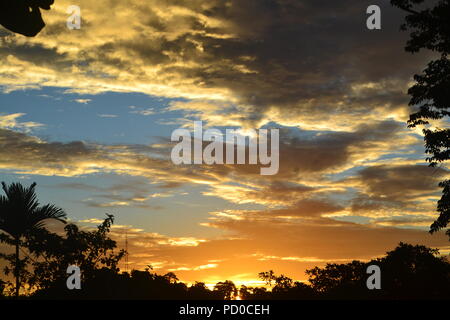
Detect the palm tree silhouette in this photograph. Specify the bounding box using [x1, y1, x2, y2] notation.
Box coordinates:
[0, 182, 66, 298]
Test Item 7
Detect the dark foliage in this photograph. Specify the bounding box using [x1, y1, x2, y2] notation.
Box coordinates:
[0, 0, 54, 36]
[0, 182, 66, 297]
[24, 214, 124, 293]
[391, 0, 450, 234]
[1, 214, 450, 299]
[306, 242, 450, 299]
[1, 183, 449, 299]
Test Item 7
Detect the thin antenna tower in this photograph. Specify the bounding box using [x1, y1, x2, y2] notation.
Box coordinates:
[125, 228, 129, 273]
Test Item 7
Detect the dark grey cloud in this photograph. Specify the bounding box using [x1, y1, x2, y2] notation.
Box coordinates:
[349, 164, 449, 214]
[358, 164, 447, 200]
[0, 128, 96, 166]
[214, 120, 408, 179]
[0, 0, 423, 124]
[96, 0, 429, 119]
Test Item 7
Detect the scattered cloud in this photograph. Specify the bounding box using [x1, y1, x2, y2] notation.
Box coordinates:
[73, 98, 92, 104]
[0, 113, 43, 132]
[129, 107, 156, 116]
[98, 114, 118, 118]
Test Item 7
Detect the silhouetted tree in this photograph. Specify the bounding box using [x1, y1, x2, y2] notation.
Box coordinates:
[238, 285, 251, 299]
[0, 182, 66, 297]
[249, 287, 269, 299]
[239, 285, 270, 300]
[24, 214, 125, 295]
[188, 282, 215, 300]
[258, 270, 294, 293]
[214, 280, 237, 300]
[0, 278, 5, 298]
[376, 242, 450, 299]
[258, 270, 276, 287]
[306, 243, 450, 299]
[163, 272, 179, 284]
[306, 261, 368, 299]
[258, 270, 315, 299]
[391, 0, 450, 235]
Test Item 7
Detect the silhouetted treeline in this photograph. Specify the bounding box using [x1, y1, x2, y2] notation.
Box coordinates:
[1, 215, 449, 299]
[1, 182, 450, 300]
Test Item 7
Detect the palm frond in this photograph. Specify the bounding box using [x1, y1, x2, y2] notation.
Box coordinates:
[0, 182, 66, 238]
[31, 204, 67, 230]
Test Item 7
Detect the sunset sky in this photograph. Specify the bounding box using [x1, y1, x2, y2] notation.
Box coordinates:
[0, 0, 449, 287]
